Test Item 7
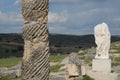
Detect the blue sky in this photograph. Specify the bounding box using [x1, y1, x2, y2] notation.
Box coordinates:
[0, 0, 120, 35]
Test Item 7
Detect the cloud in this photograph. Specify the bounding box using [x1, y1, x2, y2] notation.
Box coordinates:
[48, 25, 67, 33]
[0, 11, 23, 33]
[14, 0, 22, 6]
[1, 0, 120, 35]
[49, 0, 110, 4]
[48, 7, 120, 35]
[50, 0, 80, 3]
[113, 18, 120, 23]
[0, 11, 23, 25]
[48, 11, 68, 23]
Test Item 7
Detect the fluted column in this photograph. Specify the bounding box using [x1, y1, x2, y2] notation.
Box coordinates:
[21, 0, 49, 80]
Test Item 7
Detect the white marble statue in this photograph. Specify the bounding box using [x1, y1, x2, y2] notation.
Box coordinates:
[94, 22, 111, 59]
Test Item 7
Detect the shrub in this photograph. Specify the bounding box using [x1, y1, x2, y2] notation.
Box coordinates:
[82, 75, 94, 80]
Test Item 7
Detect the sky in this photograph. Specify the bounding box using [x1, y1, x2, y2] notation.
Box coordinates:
[0, 0, 120, 35]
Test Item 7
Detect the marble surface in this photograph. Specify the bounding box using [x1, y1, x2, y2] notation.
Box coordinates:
[94, 22, 111, 59]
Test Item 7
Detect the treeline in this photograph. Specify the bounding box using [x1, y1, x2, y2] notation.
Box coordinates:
[0, 45, 23, 58]
[0, 33, 120, 58]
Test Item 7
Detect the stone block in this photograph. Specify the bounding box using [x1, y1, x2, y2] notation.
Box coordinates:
[81, 65, 86, 76]
[92, 59, 111, 72]
[67, 64, 79, 76]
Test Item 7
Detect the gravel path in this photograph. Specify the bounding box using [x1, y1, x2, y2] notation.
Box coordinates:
[86, 64, 118, 80]
[60, 57, 69, 65]
[51, 76, 66, 80]
[87, 70, 118, 80]
[52, 55, 119, 80]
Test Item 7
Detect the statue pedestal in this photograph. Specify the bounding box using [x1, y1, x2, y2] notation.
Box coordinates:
[92, 59, 111, 72]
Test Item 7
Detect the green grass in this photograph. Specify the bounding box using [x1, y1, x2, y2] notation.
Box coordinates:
[50, 54, 68, 62]
[82, 75, 94, 80]
[110, 41, 120, 53]
[112, 62, 120, 66]
[50, 54, 65, 72]
[0, 54, 67, 68]
[84, 58, 92, 65]
[116, 49, 120, 53]
[110, 48, 120, 53]
[50, 64, 64, 72]
[78, 50, 87, 55]
[0, 76, 20, 80]
[88, 63, 92, 66]
[112, 57, 120, 66]
[114, 57, 120, 62]
[0, 57, 22, 68]
[0, 76, 10, 80]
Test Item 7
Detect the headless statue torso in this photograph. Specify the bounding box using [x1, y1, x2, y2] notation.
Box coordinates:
[94, 22, 111, 59]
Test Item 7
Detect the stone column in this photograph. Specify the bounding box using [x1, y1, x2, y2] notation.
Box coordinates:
[21, 0, 49, 80]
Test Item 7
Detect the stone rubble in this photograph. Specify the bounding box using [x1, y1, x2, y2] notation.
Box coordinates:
[0, 64, 21, 78]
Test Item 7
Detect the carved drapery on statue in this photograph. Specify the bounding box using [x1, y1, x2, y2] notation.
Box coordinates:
[94, 22, 111, 59]
[21, 0, 49, 80]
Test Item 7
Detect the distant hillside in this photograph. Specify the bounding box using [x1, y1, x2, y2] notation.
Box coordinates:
[0, 33, 23, 44]
[0, 33, 120, 58]
[49, 34, 95, 45]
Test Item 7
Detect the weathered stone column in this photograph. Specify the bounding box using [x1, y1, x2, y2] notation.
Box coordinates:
[21, 0, 49, 80]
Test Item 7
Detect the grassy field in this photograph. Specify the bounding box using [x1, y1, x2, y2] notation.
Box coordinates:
[0, 54, 68, 73]
[0, 54, 68, 68]
[50, 54, 68, 72]
[0, 54, 68, 80]
[50, 64, 64, 72]
[110, 41, 120, 66]
[0, 57, 22, 68]
[0, 76, 21, 80]
[50, 54, 68, 62]
[82, 75, 94, 80]
[110, 41, 120, 53]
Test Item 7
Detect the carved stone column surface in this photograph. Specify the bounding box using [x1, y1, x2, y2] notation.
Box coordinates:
[21, 0, 49, 80]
